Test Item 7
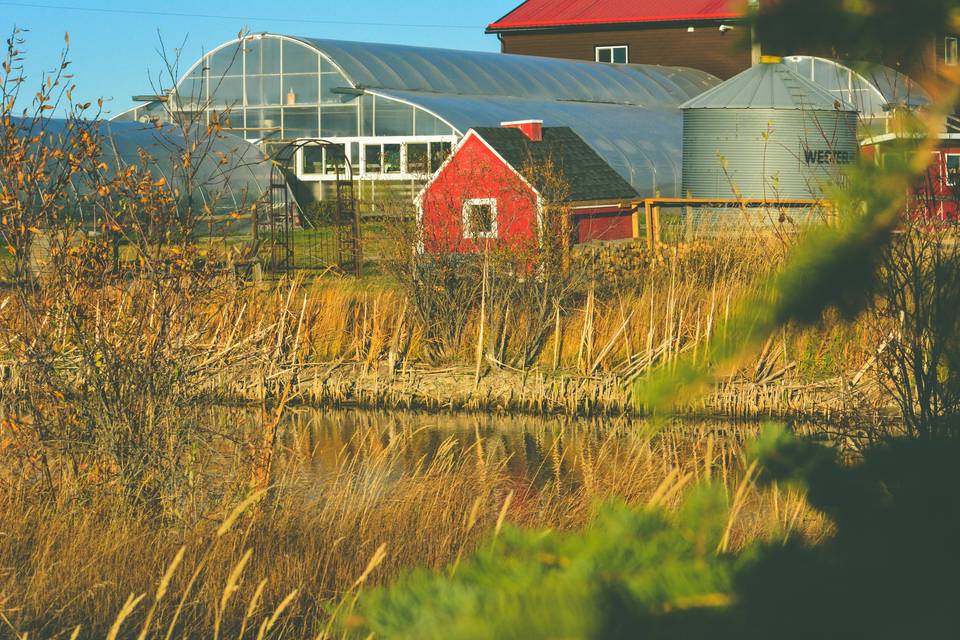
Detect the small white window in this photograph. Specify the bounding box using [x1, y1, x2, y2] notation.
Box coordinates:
[595, 45, 629, 65]
[946, 154, 960, 186]
[462, 198, 498, 239]
[947, 37, 959, 66]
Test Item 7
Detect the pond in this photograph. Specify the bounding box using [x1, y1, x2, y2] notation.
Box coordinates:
[265, 407, 783, 491]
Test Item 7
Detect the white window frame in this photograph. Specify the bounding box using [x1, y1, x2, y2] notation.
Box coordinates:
[462, 198, 498, 240]
[595, 45, 629, 65]
[945, 153, 960, 187]
[947, 37, 959, 66]
[297, 135, 457, 180]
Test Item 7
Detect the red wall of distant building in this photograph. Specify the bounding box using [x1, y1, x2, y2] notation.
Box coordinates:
[419, 134, 541, 254]
[862, 141, 960, 220]
[572, 206, 635, 242]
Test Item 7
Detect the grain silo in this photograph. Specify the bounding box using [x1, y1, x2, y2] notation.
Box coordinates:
[681, 56, 859, 202]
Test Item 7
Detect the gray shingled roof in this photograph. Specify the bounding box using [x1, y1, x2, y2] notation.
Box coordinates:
[681, 60, 856, 111]
[471, 126, 639, 203]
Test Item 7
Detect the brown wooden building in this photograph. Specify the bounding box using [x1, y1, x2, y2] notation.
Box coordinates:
[487, 0, 756, 80]
[488, 0, 959, 82]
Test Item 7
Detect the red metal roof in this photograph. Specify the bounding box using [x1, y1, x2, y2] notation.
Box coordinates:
[488, 0, 745, 32]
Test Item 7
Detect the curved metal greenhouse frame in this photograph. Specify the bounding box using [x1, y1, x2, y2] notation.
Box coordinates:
[114, 34, 722, 198]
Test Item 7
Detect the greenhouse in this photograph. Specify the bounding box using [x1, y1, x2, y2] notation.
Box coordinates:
[782, 56, 931, 136]
[113, 34, 720, 205]
[17, 117, 272, 234]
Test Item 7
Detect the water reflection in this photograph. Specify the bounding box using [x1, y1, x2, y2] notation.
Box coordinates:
[273, 408, 772, 490]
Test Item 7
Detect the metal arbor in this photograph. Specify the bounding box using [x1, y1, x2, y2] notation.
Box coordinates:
[267, 139, 361, 276]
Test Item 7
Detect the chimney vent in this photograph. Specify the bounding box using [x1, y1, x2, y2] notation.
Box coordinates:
[501, 119, 543, 142]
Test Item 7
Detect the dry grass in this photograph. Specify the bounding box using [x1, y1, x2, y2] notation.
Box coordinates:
[0, 412, 829, 639]
[237, 242, 877, 385]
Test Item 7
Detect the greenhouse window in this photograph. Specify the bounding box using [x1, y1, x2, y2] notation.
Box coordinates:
[406, 143, 429, 175]
[430, 141, 452, 172]
[383, 144, 402, 173]
[365, 144, 382, 174]
[303, 145, 325, 174]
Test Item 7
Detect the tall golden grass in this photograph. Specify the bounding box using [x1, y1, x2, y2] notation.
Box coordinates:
[237, 242, 877, 383]
[0, 412, 828, 638]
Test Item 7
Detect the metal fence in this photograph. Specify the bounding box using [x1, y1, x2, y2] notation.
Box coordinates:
[263, 140, 362, 277]
[636, 198, 834, 248]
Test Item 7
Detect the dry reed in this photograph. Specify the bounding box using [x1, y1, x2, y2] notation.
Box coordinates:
[0, 412, 828, 638]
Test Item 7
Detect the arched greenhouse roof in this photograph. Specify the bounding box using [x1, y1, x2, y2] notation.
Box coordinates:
[290, 37, 718, 107]
[16, 117, 272, 227]
[782, 56, 931, 119]
[371, 90, 683, 195]
[116, 34, 721, 198]
[287, 37, 718, 196]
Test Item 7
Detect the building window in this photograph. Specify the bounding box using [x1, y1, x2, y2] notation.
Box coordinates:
[462, 198, 498, 239]
[301, 144, 347, 176]
[364, 144, 382, 174]
[947, 37, 959, 66]
[383, 144, 402, 173]
[324, 144, 346, 175]
[406, 143, 429, 175]
[302, 145, 325, 174]
[595, 45, 629, 65]
[946, 154, 960, 186]
[431, 141, 452, 172]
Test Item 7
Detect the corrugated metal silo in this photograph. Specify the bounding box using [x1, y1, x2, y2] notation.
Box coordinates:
[681, 58, 859, 201]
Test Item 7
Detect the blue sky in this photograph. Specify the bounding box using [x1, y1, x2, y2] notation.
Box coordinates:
[1, 0, 518, 117]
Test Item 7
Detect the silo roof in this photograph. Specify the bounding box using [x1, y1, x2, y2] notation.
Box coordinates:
[680, 60, 856, 111]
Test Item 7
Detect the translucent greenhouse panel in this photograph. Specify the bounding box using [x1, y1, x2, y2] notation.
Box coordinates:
[413, 108, 453, 136]
[209, 76, 244, 109]
[246, 108, 282, 140]
[320, 77, 355, 105]
[246, 37, 281, 76]
[246, 74, 282, 107]
[318, 56, 356, 104]
[282, 39, 319, 74]
[374, 98, 414, 136]
[177, 71, 207, 110]
[284, 107, 319, 139]
[320, 106, 359, 137]
[111, 109, 137, 122]
[283, 74, 320, 106]
[213, 108, 243, 131]
[361, 95, 374, 136]
[209, 44, 244, 78]
[118, 100, 168, 124]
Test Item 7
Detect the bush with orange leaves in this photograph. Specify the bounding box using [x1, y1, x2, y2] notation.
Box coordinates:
[0, 30, 264, 513]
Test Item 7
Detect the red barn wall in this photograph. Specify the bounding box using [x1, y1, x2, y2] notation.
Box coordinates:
[420, 134, 541, 254]
[572, 205, 635, 243]
[863, 141, 960, 221]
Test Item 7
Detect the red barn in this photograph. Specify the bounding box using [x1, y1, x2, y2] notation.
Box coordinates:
[862, 133, 960, 221]
[416, 121, 639, 254]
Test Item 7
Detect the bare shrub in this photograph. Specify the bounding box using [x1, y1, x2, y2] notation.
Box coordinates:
[873, 221, 960, 439]
[0, 30, 267, 511]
